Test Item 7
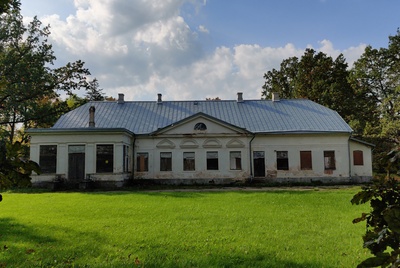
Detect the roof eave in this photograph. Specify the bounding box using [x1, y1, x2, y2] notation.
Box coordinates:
[26, 128, 135, 136]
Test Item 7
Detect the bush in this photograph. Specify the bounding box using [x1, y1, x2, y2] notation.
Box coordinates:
[351, 177, 400, 267]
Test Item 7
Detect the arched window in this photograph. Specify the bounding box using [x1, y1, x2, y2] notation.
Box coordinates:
[194, 122, 207, 131]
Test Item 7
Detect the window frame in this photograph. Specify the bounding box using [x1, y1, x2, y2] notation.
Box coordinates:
[123, 145, 130, 173]
[96, 144, 114, 173]
[206, 151, 219, 170]
[276, 151, 289, 170]
[183, 152, 195, 171]
[160, 152, 172, 171]
[300, 151, 312, 170]
[324, 151, 336, 170]
[136, 152, 149, 172]
[230, 151, 242, 170]
[353, 150, 364, 166]
[39, 145, 57, 174]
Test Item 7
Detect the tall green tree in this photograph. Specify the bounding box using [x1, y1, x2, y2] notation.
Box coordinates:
[350, 29, 400, 144]
[0, 0, 98, 143]
[0, 0, 12, 14]
[0, 0, 103, 189]
[349, 29, 400, 172]
[85, 78, 105, 101]
[262, 49, 361, 125]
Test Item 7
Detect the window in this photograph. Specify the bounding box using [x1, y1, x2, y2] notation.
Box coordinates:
[300, 151, 312, 170]
[194, 122, 207, 131]
[183, 152, 195, 171]
[96, 145, 114, 173]
[123, 145, 130, 172]
[39, 145, 57, 173]
[207, 151, 219, 170]
[160, 152, 172, 171]
[230, 151, 242, 170]
[324, 151, 336, 170]
[277, 151, 289, 170]
[353, 150, 364, 166]
[136, 153, 149, 172]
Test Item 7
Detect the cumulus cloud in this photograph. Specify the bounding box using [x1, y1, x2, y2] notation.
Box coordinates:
[31, 0, 366, 102]
[198, 25, 209, 34]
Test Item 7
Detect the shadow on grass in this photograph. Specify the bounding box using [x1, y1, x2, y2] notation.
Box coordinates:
[81, 188, 320, 199]
[1, 211, 342, 268]
[0, 216, 327, 268]
[0, 217, 108, 267]
[120, 248, 327, 268]
[0, 217, 56, 266]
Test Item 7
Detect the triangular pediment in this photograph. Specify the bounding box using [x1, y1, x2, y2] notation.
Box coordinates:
[226, 139, 245, 148]
[156, 139, 176, 149]
[203, 139, 222, 148]
[152, 113, 250, 135]
[180, 139, 199, 148]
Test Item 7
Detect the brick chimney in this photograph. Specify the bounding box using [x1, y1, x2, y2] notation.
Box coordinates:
[272, 92, 280, 102]
[118, 93, 125, 104]
[237, 92, 244, 103]
[89, 106, 95, 127]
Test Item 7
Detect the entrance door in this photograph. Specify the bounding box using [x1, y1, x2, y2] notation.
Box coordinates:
[68, 145, 85, 181]
[253, 151, 265, 177]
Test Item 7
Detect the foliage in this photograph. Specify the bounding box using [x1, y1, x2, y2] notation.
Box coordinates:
[206, 97, 221, 100]
[0, 0, 13, 14]
[1, 189, 367, 267]
[0, 137, 40, 189]
[351, 147, 400, 268]
[0, 0, 101, 142]
[262, 30, 400, 173]
[85, 78, 105, 101]
[349, 29, 400, 143]
[0, 0, 106, 190]
[262, 49, 361, 125]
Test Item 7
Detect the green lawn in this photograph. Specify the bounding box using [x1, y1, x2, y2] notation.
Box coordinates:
[0, 187, 371, 267]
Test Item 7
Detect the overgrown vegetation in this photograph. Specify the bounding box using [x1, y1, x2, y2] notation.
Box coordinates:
[262, 29, 400, 173]
[0, 188, 368, 267]
[0, 0, 104, 189]
[351, 147, 400, 267]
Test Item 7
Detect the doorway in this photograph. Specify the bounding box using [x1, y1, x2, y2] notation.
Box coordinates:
[68, 145, 85, 181]
[253, 151, 265, 177]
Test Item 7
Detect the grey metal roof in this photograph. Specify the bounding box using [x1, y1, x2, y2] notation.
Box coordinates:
[52, 99, 353, 134]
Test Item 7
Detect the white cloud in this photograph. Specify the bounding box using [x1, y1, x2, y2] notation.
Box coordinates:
[27, 0, 367, 102]
[317, 39, 366, 66]
[198, 25, 209, 34]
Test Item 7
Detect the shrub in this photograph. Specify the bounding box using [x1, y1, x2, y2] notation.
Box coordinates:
[351, 177, 400, 267]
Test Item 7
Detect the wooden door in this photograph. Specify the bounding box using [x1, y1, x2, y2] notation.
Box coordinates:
[68, 145, 85, 182]
[253, 151, 265, 177]
[68, 153, 85, 181]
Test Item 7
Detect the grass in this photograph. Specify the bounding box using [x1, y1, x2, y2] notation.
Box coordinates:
[0, 187, 371, 267]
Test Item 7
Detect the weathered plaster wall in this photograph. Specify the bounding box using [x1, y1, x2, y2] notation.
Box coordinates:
[349, 140, 373, 178]
[29, 131, 132, 184]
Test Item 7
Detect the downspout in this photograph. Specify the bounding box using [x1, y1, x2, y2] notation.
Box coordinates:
[131, 134, 137, 179]
[348, 135, 352, 181]
[249, 133, 256, 182]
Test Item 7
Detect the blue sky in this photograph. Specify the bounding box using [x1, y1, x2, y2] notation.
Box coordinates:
[20, 0, 400, 101]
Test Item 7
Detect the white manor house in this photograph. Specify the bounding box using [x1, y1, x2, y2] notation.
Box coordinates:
[27, 92, 374, 187]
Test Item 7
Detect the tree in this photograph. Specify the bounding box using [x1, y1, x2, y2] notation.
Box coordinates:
[0, 0, 98, 143]
[206, 97, 221, 101]
[351, 147, 400, 268]
[0, 0, 101, 190]
[0, 0, 13, 14]
[350, 29, 400, 144]
[0, 137, 40, 189]
[85, 78, 105, 101]
[349, 29, 400, 173]
[262, 49, 362, 126]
